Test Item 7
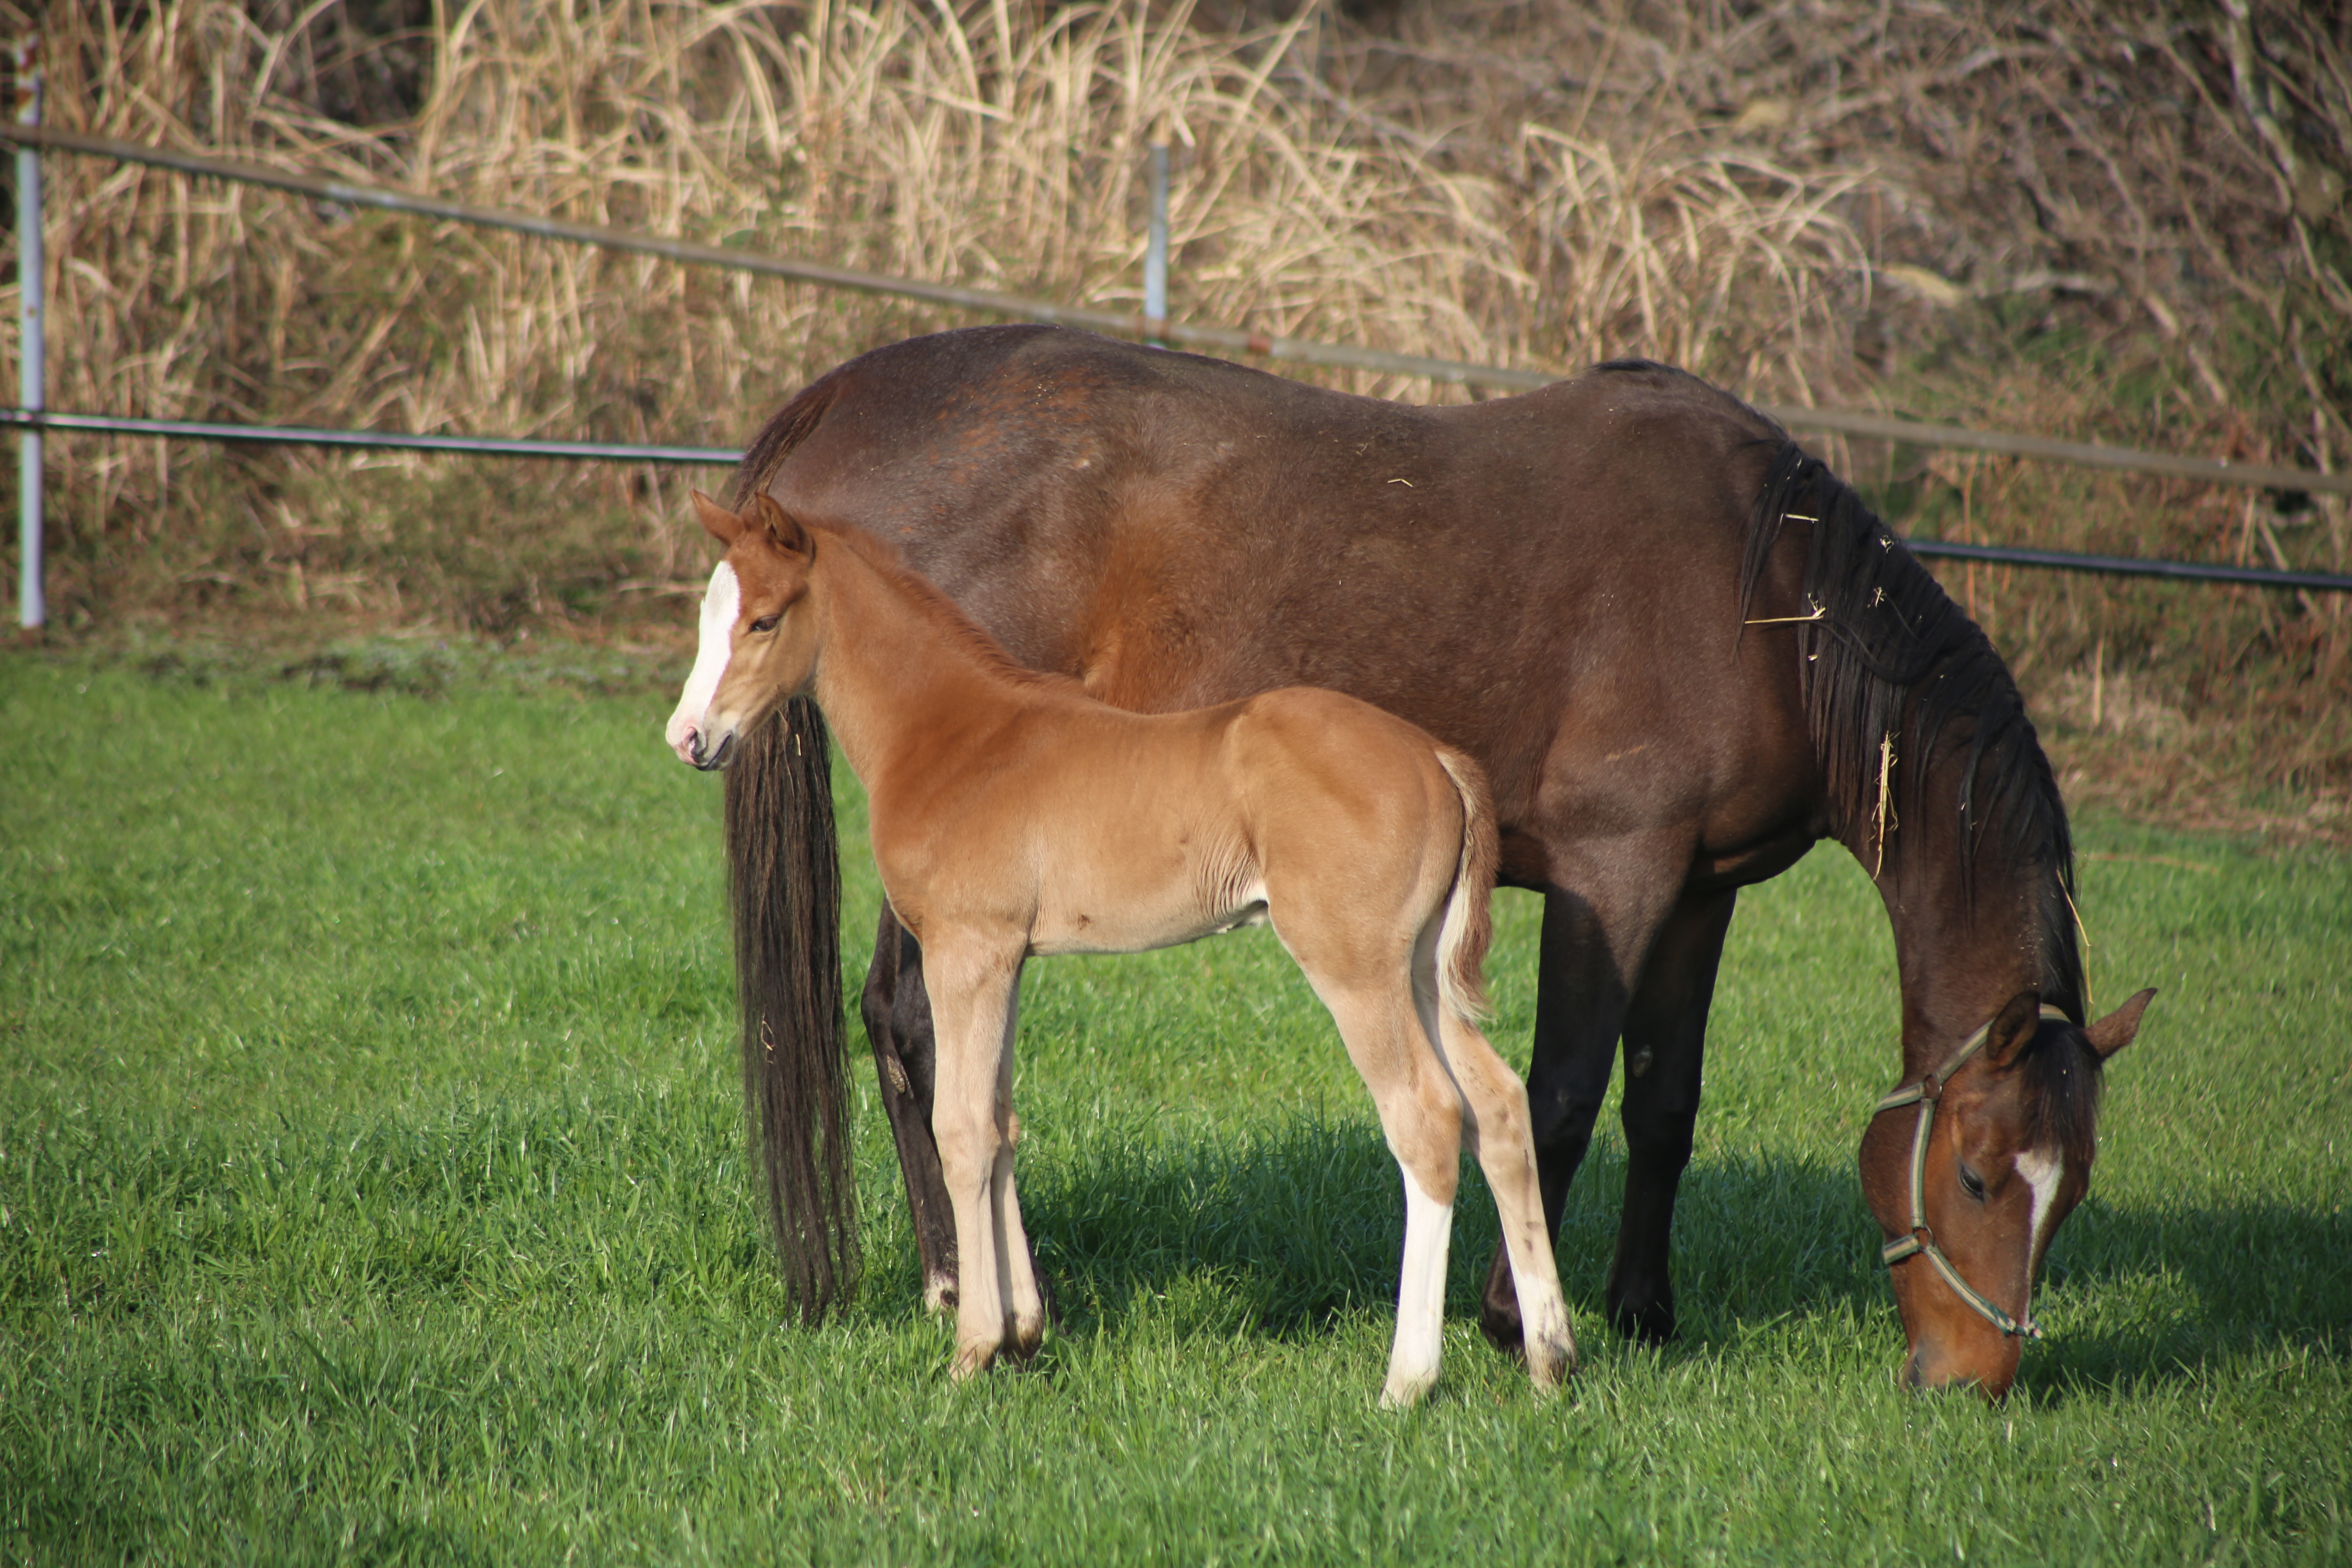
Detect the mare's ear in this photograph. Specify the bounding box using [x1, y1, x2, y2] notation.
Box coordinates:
[2083, 988, 2155, 1061]
[690, 490, 744, 544]
[1982, 990, 2043, 1070]
[745, 493, 812, 556]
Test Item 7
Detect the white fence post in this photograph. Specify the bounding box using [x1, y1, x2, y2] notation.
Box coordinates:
[14, 36, 41, 630]
[1144, 142, 1167, 349]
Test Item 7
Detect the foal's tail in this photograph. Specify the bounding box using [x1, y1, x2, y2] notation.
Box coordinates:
[1432, 748, 1500, 1025]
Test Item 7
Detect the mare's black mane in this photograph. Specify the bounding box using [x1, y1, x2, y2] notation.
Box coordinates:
[1736, 441, 2086, 1029]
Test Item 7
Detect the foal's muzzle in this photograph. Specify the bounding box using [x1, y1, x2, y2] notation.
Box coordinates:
[690, 730, 737, 771]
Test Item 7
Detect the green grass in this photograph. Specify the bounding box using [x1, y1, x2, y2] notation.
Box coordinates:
[2, 655, 2346, 1566]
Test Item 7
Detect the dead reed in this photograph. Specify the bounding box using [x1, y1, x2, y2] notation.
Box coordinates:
[1, 0, 2345, 831]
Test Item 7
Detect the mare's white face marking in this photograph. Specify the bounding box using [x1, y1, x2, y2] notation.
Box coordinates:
[665, 561, 740, 764]
[2015, 1144, 2064, 1329]
[2016, 1145, 2063, 1258]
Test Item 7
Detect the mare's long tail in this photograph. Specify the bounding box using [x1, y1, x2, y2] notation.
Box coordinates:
[725, 695, 858, 1319]
[1431, 748, 1500, 1025]
[723, 376, 858, 1321]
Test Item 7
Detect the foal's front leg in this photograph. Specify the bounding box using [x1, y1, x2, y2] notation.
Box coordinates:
[925, 937, 1042, 1378]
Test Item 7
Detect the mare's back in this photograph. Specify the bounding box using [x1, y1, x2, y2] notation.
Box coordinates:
[759, 326, 1789, 753]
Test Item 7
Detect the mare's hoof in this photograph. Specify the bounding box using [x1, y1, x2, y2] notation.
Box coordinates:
[1479, 1301, 1526, 1358]
[923, 1272, 959, 1316]
[949, 1342, 998, 1381]
[1608, 1295, 1677, 1346]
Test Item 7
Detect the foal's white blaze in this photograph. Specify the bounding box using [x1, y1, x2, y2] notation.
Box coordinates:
[1382, 1168, 1454, 1408]
[666, 562, 741, 763]
[2016, 1145, 2064, 1328]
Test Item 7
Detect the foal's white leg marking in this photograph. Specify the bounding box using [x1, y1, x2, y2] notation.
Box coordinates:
[1383, 1167, 1454, 1409]
[665, 562, 740, 762]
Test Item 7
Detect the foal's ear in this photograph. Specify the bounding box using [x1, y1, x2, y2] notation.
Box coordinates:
[2083, 987, 2155, 1061]
[690, 490, 744, 544]
[1982, 990, 2044, 1070]
[745, 493, 813, 556]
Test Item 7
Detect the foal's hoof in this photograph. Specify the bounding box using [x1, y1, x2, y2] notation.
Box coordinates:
[923, 1270, 960, 1316]
[1005, 1317, 1047, 1364]
[949, 1341, 998, 1381]
[1526, 1330, 1577, 1395]
[1379, 1369, 1439, 1410]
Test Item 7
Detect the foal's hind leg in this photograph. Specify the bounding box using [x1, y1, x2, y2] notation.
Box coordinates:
[1420, 965, 1576, 1392]
[1305, 976, 1469, 1408]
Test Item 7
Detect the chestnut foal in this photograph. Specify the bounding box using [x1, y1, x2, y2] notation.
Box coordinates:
[665, 490, 1573, 1404]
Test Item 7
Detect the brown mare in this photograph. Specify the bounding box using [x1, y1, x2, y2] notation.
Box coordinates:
[666, 490, 1574, 1402]
[705, 324, 2154, 1397]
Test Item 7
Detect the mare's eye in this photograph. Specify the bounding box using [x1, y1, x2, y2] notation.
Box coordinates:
[750, 615, 781, 634]
[1958, 1165, 1987, 1203]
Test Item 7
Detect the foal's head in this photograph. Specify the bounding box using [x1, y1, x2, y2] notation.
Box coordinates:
[1860, 987, 2153, 1397]
[666, 490, 824, 770]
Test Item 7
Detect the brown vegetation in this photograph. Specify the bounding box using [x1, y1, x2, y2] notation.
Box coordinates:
[2, 0, 2346, 840]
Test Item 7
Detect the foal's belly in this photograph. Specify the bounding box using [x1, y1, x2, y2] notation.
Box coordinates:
[1026, 883, 1269, 959]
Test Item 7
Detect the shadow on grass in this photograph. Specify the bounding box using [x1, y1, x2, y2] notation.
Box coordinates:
[1005, 1115, 2350, 1388]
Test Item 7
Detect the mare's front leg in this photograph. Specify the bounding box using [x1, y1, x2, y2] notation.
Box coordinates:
[1605, 888, 1736, 1343]
[859, 908, 960, 1312]
[924, 936, 1043, 1377]
[1479, 869, 1678, 1353]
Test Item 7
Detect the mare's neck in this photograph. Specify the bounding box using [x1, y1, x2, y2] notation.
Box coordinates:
[804, 538, 1034, 791]
[1864, 779, 2078, 1079]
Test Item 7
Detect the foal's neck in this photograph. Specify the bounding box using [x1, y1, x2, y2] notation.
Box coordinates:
[804, 534, 1044, 785]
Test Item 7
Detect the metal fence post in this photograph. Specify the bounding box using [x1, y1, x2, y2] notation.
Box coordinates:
[1144, 142, 1168, 349]
[14, 36, 41, 630]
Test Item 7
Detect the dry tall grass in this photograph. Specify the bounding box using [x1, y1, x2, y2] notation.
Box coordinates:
[0, 0, 1868, 615]
[3, 0, 2347, 832]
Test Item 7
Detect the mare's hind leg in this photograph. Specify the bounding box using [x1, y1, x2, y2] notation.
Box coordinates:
[924, 936, 1042, 1378]
[1605, 888, 1736, 1344]
[860, 909, 960, 1313]
[1479, 870, 1680, 1352]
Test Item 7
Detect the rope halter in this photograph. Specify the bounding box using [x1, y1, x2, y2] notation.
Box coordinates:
[1870, 1005, 2072, 1340]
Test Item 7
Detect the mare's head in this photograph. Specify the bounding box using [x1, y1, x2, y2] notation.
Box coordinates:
[666, 490, 824, 770]
[1860, 987, 2153, 1397]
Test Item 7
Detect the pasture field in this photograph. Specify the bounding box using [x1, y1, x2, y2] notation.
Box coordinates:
[2, 653, 2346, 1566]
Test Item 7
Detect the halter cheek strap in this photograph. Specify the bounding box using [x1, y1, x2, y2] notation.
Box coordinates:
[1871, 1005, 2071, 1341]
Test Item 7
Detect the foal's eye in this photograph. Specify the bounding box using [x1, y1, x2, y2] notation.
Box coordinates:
[750, 615, 781, 634]
[1958, 1165, 1987, 1203]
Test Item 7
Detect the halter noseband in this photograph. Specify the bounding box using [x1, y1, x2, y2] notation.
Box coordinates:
[1871, 1006, 2071, 1340]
